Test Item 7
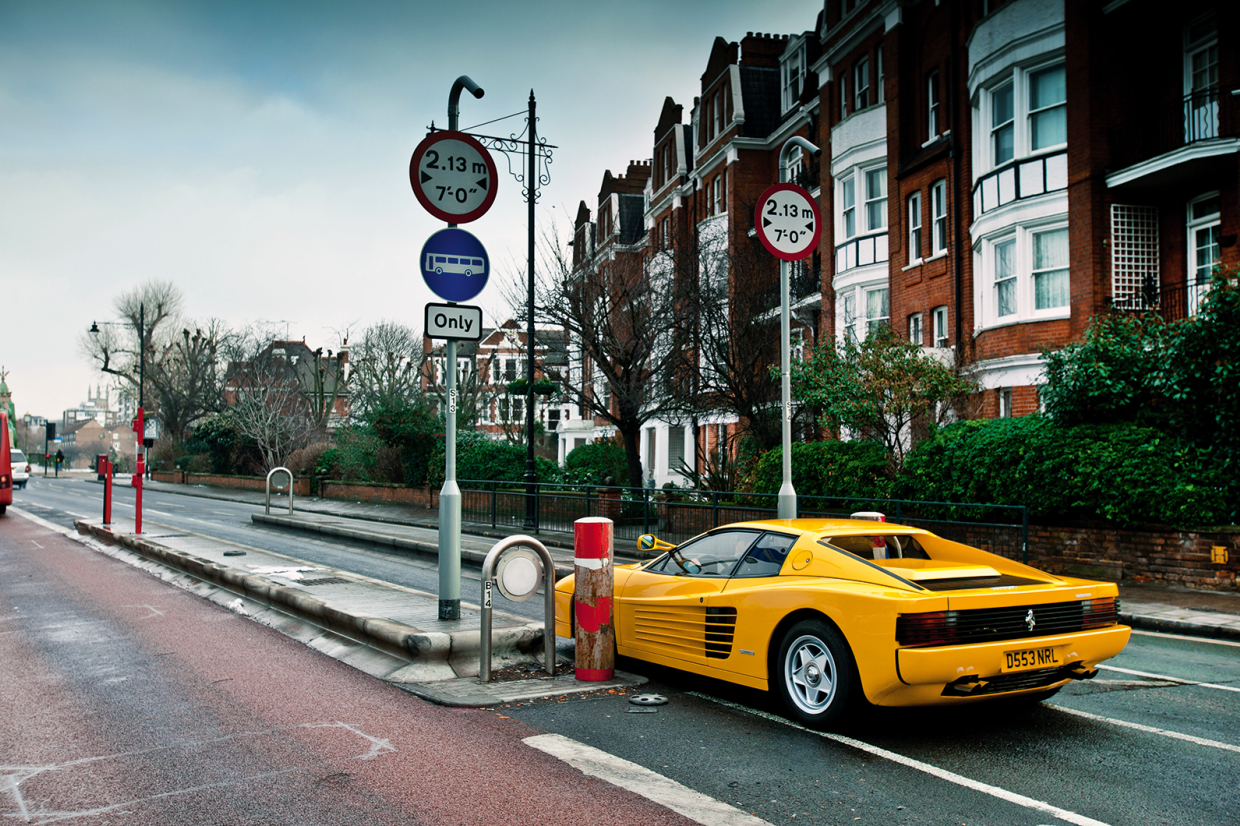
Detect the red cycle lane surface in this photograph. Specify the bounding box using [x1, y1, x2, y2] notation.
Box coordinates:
[0, 514, 697, 826]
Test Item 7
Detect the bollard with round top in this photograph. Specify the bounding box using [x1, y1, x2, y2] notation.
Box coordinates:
[573, 516, 615, 681]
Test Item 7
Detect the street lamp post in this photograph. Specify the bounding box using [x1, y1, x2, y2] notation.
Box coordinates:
[89, 302, 146, 533]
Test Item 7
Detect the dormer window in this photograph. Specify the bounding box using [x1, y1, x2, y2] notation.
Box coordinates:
[782, 43, 806, 113]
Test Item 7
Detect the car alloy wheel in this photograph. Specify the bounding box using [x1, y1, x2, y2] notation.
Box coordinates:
[775, 619, 855, 728]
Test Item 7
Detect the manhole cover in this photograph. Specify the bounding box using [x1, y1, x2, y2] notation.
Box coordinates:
[629, 693, 667, 706]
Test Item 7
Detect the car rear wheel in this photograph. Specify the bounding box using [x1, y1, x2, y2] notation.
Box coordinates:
[774, 619, 856, 729]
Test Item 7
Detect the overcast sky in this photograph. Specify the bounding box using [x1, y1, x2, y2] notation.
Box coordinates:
[0, 0, 820, 421]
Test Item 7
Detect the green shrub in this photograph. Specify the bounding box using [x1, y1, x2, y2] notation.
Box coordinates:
[427, 430, 560, 486]
[751, 441, 891, 502]
[564, 441, 629, 486]
[896, 417, 1230, 528]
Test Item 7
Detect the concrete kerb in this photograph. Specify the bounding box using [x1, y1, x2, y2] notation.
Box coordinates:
[71, 519, 541, 670]
[252, 512, 580, 579]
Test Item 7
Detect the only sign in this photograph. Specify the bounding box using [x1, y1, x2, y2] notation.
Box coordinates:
[754, 183, 821, 261]
[410, 130, 498, 224]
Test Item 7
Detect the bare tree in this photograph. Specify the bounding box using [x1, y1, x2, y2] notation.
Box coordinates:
[223, 328, 317, 471]
[510, 227, 685, 489]
[80, 280, 230, 440]
[351, 321, 425, 417]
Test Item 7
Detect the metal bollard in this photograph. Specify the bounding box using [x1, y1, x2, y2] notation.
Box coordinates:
[573, 516, 614, 681]
[265, 467, 294, 515]
[479, 535, 556, 682]
[102, 459, 113, 525]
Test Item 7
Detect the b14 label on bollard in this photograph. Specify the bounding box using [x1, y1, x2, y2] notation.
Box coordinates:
[425, 303, 483, 341]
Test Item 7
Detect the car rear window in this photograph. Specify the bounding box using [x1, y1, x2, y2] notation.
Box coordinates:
[823, 534, 931, 561]
[11, 450, 25, 462]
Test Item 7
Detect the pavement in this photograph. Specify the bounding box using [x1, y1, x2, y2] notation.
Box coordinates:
[64, 477, 1240, 709]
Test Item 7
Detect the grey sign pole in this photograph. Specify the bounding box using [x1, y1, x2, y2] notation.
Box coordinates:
[437, 75, 484, 621]
[776, 136, 821, 520]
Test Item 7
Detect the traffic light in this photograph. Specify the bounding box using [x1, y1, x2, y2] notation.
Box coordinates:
[45, 422, 55, 440]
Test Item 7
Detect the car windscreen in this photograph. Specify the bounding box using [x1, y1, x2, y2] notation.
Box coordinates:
[644, 530, 762, 577]
[823, 534, 931, 561]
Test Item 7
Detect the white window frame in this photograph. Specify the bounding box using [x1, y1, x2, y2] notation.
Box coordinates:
[1187, 192, 1220, 313]
[909, 312, 924, 345]
[927, 70, 940, 141]
[855, 56, 870, 110]
[976, 219, 1072, 328]
[781, 44, 806, 113]
[932, 306, 949, 348]
[1184, 16, 1218, 141]
[865, 167, 887, 232]
[931, 179, 947, 255]
[999, 388, 1014, 418]
[907, 191, 923, 264]
[840, 175, 857, 239]
[876, 46, 884, 103]
[865, 287, 889, 336]
[979, 60, 1067, 172]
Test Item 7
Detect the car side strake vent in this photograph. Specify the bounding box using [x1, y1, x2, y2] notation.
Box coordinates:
[632, 606, 737, 660]
[914, 574, 1046, 592]
[705, 606, 737, 659]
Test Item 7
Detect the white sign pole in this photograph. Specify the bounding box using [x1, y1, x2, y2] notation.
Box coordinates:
[437, 75, 484, 621]
[775, 136, 821, 520]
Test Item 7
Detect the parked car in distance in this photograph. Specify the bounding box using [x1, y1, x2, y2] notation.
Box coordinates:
[555, 517, 1131, 730]
[10, 449, 29, 488]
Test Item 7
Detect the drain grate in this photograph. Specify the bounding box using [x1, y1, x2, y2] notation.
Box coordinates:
[298, 576, 352, 587]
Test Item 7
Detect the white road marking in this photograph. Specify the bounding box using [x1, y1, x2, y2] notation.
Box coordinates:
[1132, 629, 1240, 648]
[30, 541, 43, 549]
[690, 694, 1112, 826]
[1050, 705, 1240, 754]
[148, 509, 172, 516]
[524, 733, 773, 826]
[1099, 664, 1240, 693]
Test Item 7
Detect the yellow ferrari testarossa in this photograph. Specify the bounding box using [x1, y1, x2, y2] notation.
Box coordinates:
[554, 518, 1130, 729]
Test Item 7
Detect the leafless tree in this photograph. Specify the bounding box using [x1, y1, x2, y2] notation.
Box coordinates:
[223, 328, 317, 471]
[508, 227, 686, 489]
[350, 320, 425, 417]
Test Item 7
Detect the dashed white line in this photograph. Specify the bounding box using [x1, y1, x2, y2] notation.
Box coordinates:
[1099, 664, 1240, 693]
[524, 733, 773, 826]
[690, 694, 1112, 826]
[1050, 705, 1240, 753]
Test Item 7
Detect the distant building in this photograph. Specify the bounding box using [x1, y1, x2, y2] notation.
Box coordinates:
[62, 385, 118, 428]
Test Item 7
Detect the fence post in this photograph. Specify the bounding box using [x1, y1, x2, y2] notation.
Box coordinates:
[1022, 506, 1029, 564]
[534, 482, 541, 533]
[642, 487, 650, 534]
[711, 491, 719, 528]
[895, 500, 903, 522]
[574, 517, 614, 681]
[490, 481, 497, 529]
[585, 486, 593, 519]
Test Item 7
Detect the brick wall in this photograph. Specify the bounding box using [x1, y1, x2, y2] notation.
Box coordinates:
[182, 473, 311, 497]
[320, 481, 437, 509]
[1027, 525, 1238, 592]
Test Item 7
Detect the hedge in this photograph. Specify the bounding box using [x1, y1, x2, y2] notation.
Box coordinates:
[750, 441, 891, 502]
[895, 417, 1231, 528]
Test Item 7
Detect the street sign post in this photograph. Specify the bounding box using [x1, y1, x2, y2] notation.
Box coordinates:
[419, 227, 490, 303]
[754, 182, 821, 261]
[757, 141, 822, 519]
[425, 303, 483, 341]
[409, 130, 498, 224]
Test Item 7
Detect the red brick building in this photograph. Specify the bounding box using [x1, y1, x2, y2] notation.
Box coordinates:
[562, 0, 1237, 480]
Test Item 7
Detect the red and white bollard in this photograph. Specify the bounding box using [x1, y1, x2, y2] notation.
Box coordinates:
[102, 458, 113, 525]
[573, 516, 614, 681]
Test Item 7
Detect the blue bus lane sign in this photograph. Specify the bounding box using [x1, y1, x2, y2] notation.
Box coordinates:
[420, 228, 489, 303]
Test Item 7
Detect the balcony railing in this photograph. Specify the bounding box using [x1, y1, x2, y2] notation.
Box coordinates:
[1108, 87, 1237, 171]
[1111, 281, 1208, 322]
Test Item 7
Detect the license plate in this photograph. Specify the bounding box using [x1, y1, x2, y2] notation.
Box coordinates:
[1001, 646, 1062, 673]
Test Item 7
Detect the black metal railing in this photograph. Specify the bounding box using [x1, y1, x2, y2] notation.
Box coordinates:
[455, 480, 1029, 563]
[1111, 281, 1207, 322]
[1109, 87, 1236, 171]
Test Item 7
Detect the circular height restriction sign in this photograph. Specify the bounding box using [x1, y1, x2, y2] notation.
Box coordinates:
[754, 183, 821, 261]
[409, 130, 498, 224]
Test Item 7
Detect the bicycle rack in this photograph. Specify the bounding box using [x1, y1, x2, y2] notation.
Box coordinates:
[479, 535, 556, 682]
[265, 467, 294, 515]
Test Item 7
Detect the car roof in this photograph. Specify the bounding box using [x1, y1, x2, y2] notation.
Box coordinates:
[710, 518, 932, 539]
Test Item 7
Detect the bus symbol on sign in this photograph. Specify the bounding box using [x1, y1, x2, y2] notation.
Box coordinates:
[426, 254, 486, 277]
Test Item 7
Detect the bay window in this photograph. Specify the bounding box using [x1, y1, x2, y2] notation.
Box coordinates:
[982, 62, 1066, 171]
[841, 177, 856, 239]
[865, 168, 887, 231]
[1032, 228, 1069, 310]
[978, 221, 1071, 327]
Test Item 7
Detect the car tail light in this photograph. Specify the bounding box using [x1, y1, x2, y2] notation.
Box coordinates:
[896, 610, 961, 647]
[24, 464, 30, 472]
[1081, 597, 1119, 629]
[0, 474, 9, 489]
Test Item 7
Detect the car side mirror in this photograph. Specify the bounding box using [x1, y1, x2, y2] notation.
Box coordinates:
[637, 534, 676, 553]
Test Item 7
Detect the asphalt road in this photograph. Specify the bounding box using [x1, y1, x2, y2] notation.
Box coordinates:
[10, 476, 1240, 825]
